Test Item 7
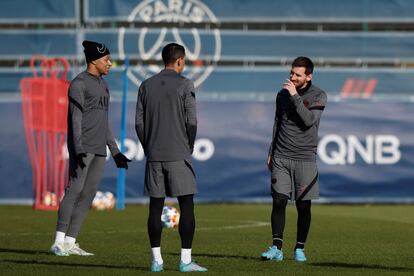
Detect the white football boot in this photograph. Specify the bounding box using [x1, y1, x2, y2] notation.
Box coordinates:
[64, 243, 94, 256]
[50, 242, 69, 256]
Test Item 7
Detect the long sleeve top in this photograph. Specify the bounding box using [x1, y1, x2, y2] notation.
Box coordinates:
[67, 71, 119, 157]
[135, 69, 197, 161]
[269, 81, 327, 161]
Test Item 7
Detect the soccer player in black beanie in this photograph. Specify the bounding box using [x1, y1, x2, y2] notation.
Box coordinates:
[50, 40, 130, 256]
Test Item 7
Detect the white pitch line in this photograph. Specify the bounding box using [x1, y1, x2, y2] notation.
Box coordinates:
[0, 229, 146, 236]
[197, 220, 270, 231]
[0, 220, 270, 237]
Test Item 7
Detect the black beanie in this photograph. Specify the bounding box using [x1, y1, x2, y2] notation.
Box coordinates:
[82, 40, 110, 63]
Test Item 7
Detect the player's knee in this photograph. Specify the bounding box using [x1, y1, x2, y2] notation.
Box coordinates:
[149, 197, 164, 215]
[272, 192, 288, 209]
[296, 200, 311, 214]
[65, 185, 83, 199]
[178, 194, 194, 202]
[178, 194, 194, 209]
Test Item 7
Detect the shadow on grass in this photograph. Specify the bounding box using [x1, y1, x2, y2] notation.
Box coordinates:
[165, 252, 258, 261]
[2, 259, 148, 271]
[310, 262, 413, 272]
[0, 248, 49, 255]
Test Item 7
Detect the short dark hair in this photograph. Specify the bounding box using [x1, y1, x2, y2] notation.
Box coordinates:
[292, 56, 314, 75]
[162, 43, 185, 65]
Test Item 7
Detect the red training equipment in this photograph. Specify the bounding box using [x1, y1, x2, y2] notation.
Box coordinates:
[20, 55, 70, 210]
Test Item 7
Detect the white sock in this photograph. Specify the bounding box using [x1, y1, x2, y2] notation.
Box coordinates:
[54, 231, 65, 244]
[64, 236, 76, 245]
[181, 248, 192, 264]
[151, 247, 163, 265]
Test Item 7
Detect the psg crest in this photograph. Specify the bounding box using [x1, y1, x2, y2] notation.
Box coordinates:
[118, 0, 222, 88]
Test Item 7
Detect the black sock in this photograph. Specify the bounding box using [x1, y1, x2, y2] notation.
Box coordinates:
[272, 234, 283, 249]
[295, 242, 305, 250]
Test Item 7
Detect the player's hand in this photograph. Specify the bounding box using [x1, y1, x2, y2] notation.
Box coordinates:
[283, 79, 297, 96]
[113, 152, 131, 169]
[76, 153, 87, 169]
[267, 155, 272, 172]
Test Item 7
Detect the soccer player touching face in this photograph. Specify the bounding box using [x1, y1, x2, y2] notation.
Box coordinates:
[262, 57, 327, 262]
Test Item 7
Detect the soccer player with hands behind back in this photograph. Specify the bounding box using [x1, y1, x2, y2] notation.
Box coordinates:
[136, 43, 207, 272]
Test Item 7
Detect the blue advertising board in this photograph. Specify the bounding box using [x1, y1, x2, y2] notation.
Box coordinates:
[1, 99, 413, 203]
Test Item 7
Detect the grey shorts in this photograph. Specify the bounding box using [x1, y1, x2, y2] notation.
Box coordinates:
[144, 159, 197, 198]
[271, 157, 319, 201]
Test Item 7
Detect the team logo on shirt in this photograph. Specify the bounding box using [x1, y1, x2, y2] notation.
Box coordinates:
[118, 0, 221, 88]
[98, 96, 109, 109]
[313, 100, 323, 106]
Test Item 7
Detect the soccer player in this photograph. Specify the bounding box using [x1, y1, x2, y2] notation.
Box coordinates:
[135, 43, 207, 272]
[261, 57, 327, 262]
[50, 40, 131, 256]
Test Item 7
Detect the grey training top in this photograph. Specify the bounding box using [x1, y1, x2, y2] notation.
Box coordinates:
[269, 81, 327, 161]
[135, 69, 197, 162]
[67, 71, 119, 157]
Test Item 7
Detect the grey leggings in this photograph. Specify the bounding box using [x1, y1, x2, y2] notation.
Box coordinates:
[56, 153, 105, 238]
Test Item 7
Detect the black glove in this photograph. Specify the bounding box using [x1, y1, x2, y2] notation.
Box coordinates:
[113, 152, 131, 169]
[76, 153, 87, 169]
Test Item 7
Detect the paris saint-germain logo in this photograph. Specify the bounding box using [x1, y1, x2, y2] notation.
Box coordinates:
[117, 0, 221, 88]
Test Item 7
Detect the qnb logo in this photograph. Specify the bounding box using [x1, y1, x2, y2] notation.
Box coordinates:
[62, 138, 215, 162]
[118, 0, 221, 88]
[318, 134, 401, 165]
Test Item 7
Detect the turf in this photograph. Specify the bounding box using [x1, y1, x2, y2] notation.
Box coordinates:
[0, 204, 413, 275]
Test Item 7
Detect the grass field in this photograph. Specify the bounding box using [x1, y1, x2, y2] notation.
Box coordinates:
[1, 204, 413, 275]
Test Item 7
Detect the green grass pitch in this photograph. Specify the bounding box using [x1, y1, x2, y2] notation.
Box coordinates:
[0, 204, 413, 275]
